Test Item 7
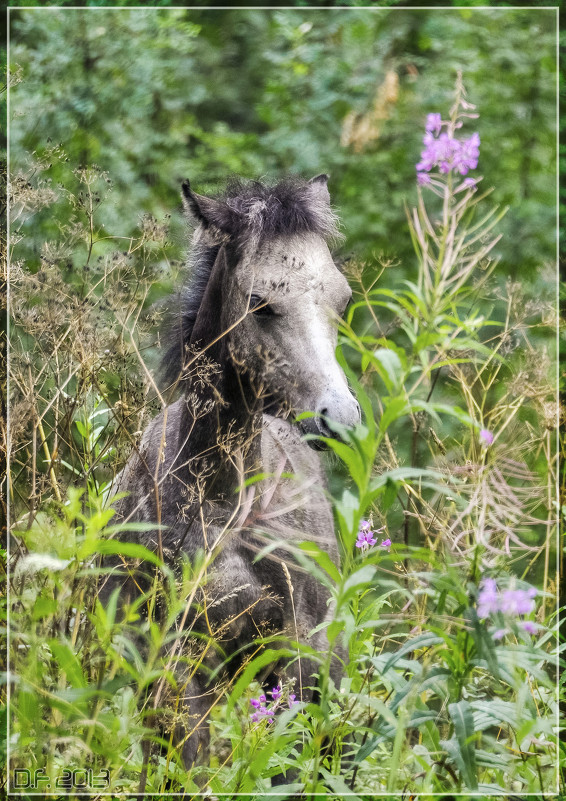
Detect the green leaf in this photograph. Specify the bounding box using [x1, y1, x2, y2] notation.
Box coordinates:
[335, 488, 359, 542]
[75, 419, 88, 439]
[298, 541, 341, 584]
[49, 640, 86, 689]
[327, 619, 344, 644]
[379, 395, 409, 432]
[372, 347, 404, 393]
[369, 466, 451, 496]
[227, 648, 297, 713]
[322, 437, 367, 491]
[448, 699, 478, 790]
[87, 539, 164, 567]
[378, 632, 444, 673]
[340, 564, 376, 600]
[320, 769, 362, 800]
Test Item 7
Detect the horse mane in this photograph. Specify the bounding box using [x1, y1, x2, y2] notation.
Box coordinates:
[160, 177, 341, 391]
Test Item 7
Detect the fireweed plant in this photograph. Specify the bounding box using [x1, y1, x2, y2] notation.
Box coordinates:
[8, 80, 558, 796]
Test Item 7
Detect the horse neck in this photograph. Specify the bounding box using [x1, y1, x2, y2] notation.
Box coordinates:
[176, 244, 262, 501]
[177, 354, 262, 502]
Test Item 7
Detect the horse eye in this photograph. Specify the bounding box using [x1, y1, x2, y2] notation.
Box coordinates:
[250, 294, 275, 317]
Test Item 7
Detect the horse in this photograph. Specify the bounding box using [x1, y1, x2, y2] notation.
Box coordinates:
[105, 174, 361, 775]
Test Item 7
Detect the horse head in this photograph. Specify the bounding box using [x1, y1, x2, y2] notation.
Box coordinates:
[165, 175, 361, 441]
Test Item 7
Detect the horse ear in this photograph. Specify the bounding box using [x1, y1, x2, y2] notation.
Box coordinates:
[307, 173, 331, 205]
[181, 179, 224, 229]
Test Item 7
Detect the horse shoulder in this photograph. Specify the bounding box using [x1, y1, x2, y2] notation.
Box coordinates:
[112, 398, 186, 525]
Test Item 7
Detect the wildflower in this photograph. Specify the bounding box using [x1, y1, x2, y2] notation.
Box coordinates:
[380, 538, 392, 549]
[250, 705, 274, 723]
[500, 587, 537, 616]
[416, 115, 480, 183]
[288, 693, 297, 708]
[477, 577, 499, 618]
[250, 693, 273, 724]
[521, 620, 538, 635]
[250, 685, 294, 724]
[425, 113, 442, 135]
[454, 132, 480, 175]
[479, 428, 494, 446]
[478, 578, 538, 626]
[355, 520, 377, 551]
[492, 628, 508, 641]
[455, 176, 478, 193]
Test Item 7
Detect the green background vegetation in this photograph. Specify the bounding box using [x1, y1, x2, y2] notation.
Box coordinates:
[10, 7, 556, 280]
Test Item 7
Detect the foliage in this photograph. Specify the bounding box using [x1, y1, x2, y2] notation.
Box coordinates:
[9, 8, 556, 280]
[6, 8, 559, 798]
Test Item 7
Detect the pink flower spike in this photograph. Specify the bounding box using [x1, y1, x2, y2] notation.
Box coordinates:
[425, 113, 442, 135]
[455, 177, 478, 193]
[477, 577, 499, 618]
[479, 428, 494, 446]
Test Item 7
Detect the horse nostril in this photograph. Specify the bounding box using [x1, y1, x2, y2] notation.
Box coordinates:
[316, 410, 333, 438]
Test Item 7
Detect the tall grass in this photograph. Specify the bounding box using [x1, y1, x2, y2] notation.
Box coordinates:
[6, 85, 559, 797]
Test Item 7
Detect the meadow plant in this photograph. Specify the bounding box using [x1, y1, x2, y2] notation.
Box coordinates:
[7, 78, 558, 796]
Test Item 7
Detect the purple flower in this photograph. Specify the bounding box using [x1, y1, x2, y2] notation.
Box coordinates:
[521, 620, 538, 635]
[454, 133, 480, 175]
[356, 520, 377, 550]
[500, 588, 537, 617]
[425, 113, 442, 135]
[380, 538, 392, 549]
[250, 693, 274, 724]
[478, 578, 538, 622]
[416, 117, 480, 182]
[477, 577, 499, 619]
[455, 177, 478, 193]
[492, 628, 508, 641]
[250, 684, 297, 724]
[479, 428, 494, 446]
